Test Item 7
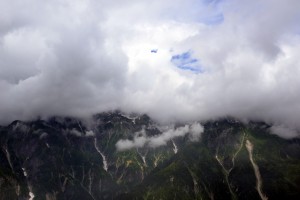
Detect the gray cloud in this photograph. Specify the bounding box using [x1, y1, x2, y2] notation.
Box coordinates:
[1, 0, 300, 138]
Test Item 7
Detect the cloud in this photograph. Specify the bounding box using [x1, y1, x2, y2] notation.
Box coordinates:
[85, 130, 95, 137]
[115, 129, 148, 151]
[1, 0, 300, 138]
[270, 125, 299, 139]
[189, 123, 204, 141]
[70, 129, 82, 137]
[116, 123, 204, 151]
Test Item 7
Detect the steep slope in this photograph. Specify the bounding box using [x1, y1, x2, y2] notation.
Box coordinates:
[121, 120, 300, 200]
[0, 113, 177, 199]
[0, 113, 299, 200]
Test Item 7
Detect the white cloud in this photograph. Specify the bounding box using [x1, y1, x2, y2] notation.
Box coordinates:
[85, 130, 95, 137]
[189, 123, 204, 142]
[270, 125, 299, 139]
[116, 123, 204, 151]
[116, 129, 148, 151]
[1, 0, 300, 138]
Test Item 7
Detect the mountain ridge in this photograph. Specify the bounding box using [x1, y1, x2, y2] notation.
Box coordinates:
[0, 112, 299, 199]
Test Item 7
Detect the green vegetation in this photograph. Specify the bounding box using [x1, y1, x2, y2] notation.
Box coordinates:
[0, 115, 299, 199]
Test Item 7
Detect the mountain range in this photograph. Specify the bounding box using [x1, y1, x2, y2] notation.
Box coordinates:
[0, 112, 299, 199]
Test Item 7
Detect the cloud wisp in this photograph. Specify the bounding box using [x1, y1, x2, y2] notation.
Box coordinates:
[116, 123, 204, 151]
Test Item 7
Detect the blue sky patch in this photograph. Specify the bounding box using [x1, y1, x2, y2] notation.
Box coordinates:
[202, 0, 223, 6]
[199, 0, 224, 25]
[171, 51, 203, 73]
[202, 13, 224, 25]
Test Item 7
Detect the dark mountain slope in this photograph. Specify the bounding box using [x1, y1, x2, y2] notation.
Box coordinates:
[0, 113, 299, 199]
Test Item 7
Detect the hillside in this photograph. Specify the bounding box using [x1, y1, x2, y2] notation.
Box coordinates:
[0, 112, 299, 200]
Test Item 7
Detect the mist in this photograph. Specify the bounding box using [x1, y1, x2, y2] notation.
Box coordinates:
[1, 0, 300, 138]
[116, 123, 203, 151]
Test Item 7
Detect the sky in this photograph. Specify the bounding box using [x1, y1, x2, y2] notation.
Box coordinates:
[1, 0, 300, 137]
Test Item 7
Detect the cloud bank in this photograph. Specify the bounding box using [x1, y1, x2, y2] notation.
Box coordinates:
[1, 0, 300, 137]
[116, 123, 203, 151]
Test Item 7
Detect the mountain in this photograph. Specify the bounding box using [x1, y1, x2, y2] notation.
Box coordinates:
[0, 112, 299, 200]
